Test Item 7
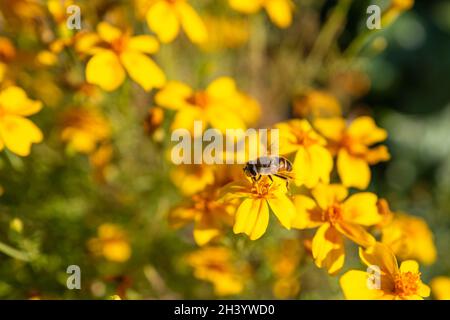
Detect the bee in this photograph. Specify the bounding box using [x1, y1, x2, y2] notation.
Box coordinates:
[243, 156, 294, 185]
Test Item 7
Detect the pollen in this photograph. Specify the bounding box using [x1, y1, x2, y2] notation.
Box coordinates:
[394, 271, 421, 297]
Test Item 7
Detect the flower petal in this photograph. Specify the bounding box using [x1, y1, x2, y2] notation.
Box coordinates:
[314, 117, 346, 142]
[233, 198, 269, 240]
[292, 195, 323, 229]
[0, 115, 43, 156]
[155, 81, 193, 110]
[337, 148, 371, 189]
[311, 183, 348, 210]
[309, 144, 333, 186]
[347, 116, 388, 145]
[120, 51, 166, 91]
[127, 35, 160, 54]
[176, 2, 208, 44]
[340, 270, 386, 300]
[312, 223, 345, 275]
[343, 192, 381, 226]
[0, 86, 42, 116]
[146, 1, 180, 43]
[359, 242, 399, 276]
[206, 77, 237, 100]
[336, 221, 376, 247]
[265, 0, 293, 28]
[228, 0, 262, 13]
[399, 260, 419, 273]
[97, 22, 122, 43]
[267, 193, 296, 229]
[207, 105, 246, 132]
[419, 283, 431, 298]
[86, 50, 125, 91]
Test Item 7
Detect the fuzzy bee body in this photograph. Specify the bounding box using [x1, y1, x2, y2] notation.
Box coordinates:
[243, 156, 294, 183]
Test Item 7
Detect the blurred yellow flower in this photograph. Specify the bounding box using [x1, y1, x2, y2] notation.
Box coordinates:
[89, 143, 114, 183]
[293, 90, 342, 119]
[85, 22, 165, 91]
[169, 186, 235, 246]
[431, 277, 450, 300]
[229, 0, 294, 29]
[186, 246, 246, 296]
[200, 16, 249, 52]
[145, 0, 208, 44]
[171, 164, 215, 196]
[314, 116, 390, 189]
[275, 119, 333, 188]
[382, 0, 414, 27]
[381, 213, 437, 265]
[292, 184, 381, 274]
[88, 223, 131, 263]
[222, 175, 295, 240]
[0, 37, 16, 83]
[0, 86, 43, 156]
[156, 77, 260, 134]
[60, 107, 111, 154]
[340, 243, 430, 300]
[267, 239, 302, 299]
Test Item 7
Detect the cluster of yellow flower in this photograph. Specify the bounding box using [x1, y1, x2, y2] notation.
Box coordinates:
[0, 0, 448, 300]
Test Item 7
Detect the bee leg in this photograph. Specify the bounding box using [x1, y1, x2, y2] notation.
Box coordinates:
[268, 175, 274, 186]
[255, 174, 262, 182]
[274, 174, 289, 189]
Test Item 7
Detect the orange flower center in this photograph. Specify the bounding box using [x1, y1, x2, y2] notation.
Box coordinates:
[293, 130, 318, 147]
[186, 91, 209, 109]
[394, 272, 420, 297]
[111, 35, 128, 55]
[341, 134, 367, 157]
[250, 178, 277, 199]
[192, 192, 220, 212]
[324, 203, 343, 224]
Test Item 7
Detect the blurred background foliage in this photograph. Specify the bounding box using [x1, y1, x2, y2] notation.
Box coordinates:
[0, 0, 449, 299]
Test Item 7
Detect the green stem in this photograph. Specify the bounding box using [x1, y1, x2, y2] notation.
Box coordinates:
[0, 241, 31, 261]
[304, 0, 353, 83]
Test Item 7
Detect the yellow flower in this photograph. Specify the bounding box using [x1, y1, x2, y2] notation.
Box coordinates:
[200, 16, 249, 52]
[431, 277, 450, 300]
[156, 77, 260, 134]
[0, 86, 43, 156]
[88, 223, 131, 263]
[381, 212, 437, 265]
[275, 119, 333, 188]
[186, 246, 247, 296]
[382, 0, 414, 27]
[145, 0, 208, 44]
[60, 107, 111, 154]
[0, 37, 16, 83]
[314, 116, 390, 189]
[171, 164, 215, 196]
[85, 22, 165, 92]
[292, 184, 381, 274]
[229, 0, 294, 29]
[169, 186, 235, 246]
[223, 176, 296, 240]
[340, 243, 430, 300]
[267, 239, 302, 299]
[293, 90, 342, 119]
